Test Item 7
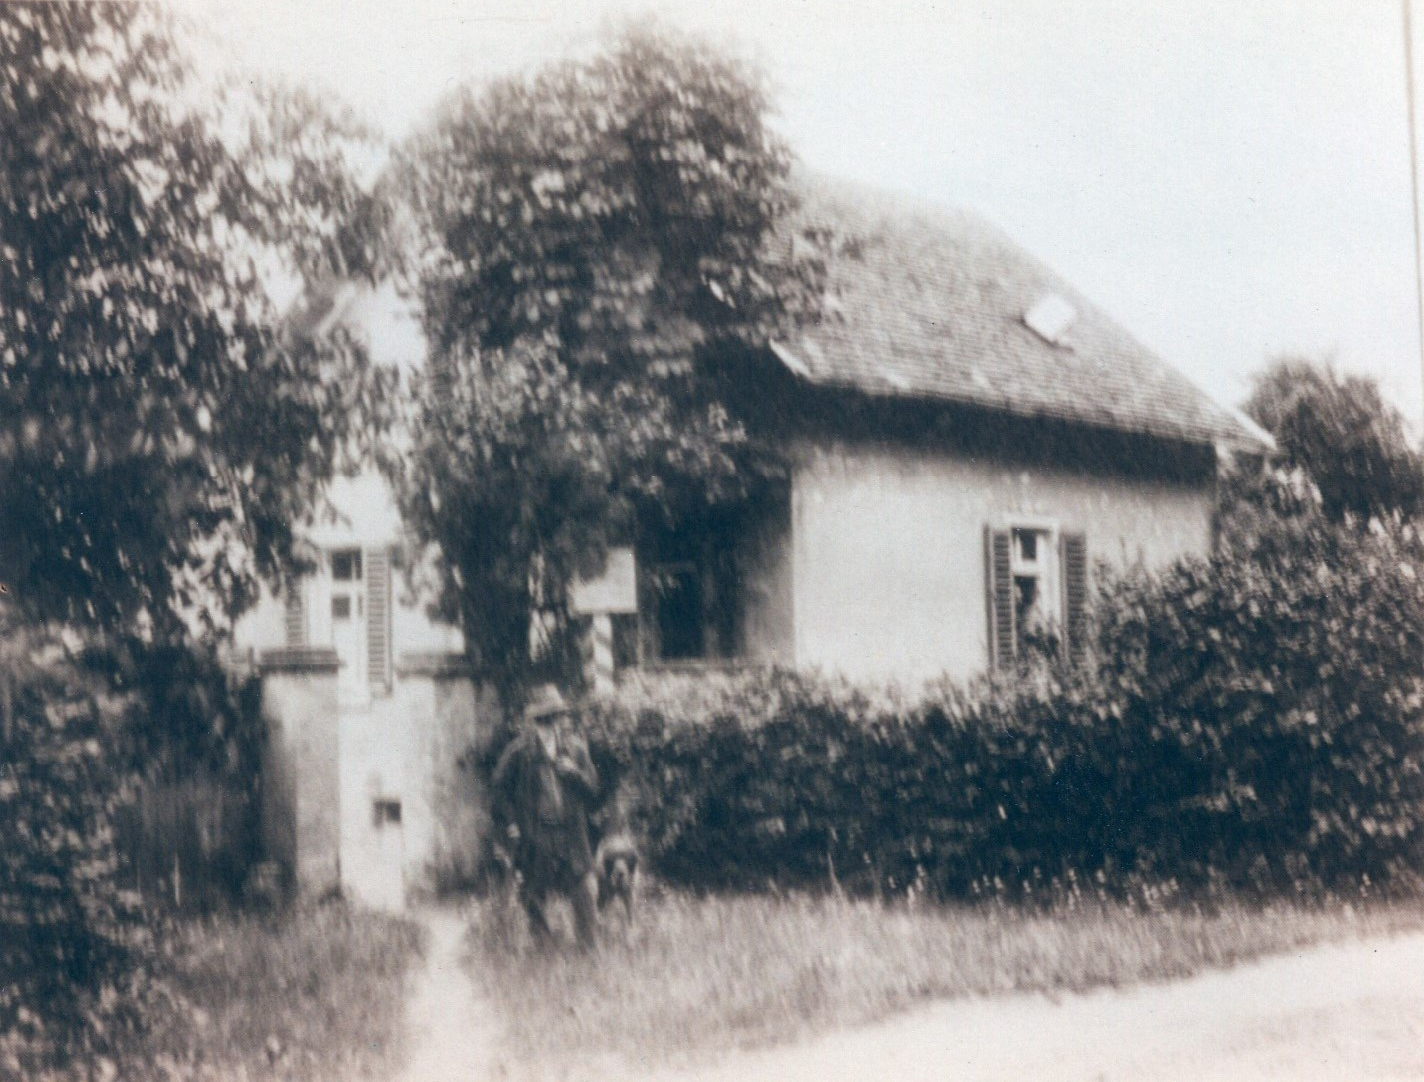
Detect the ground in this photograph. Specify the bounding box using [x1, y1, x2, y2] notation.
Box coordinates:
[640, 931, 1424, 1082]
[392, 907, 1424, 1082]
[394, 909, 500, 1082]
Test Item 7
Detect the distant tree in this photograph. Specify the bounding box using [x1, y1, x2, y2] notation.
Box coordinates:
[395, 27, 825, 707]
[1240, 358, 1424, 525]
[0, 2, 392, 640]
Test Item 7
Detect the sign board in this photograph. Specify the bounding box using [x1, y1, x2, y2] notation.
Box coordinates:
[570, 547, 638, 615]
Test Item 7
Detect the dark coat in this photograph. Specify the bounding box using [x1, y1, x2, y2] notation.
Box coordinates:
[491, 723, 601, 889]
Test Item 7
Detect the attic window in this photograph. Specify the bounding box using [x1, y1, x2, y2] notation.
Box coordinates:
[1024, 294, 1077, 345]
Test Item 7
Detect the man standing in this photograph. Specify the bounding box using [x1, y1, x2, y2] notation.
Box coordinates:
[490, 685, 601, 947]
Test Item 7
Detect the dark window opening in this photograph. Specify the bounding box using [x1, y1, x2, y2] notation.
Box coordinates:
[1013, 574, 1040, 631]
[331, 596, 352, 621]
[639, 519, 743, 665]
[372, 799, 401, 827]
[332, 549, 363, 582]
[654, 563, 704, 660]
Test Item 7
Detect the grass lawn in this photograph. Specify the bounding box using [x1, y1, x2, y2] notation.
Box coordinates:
[127, 902, 424, 1081]
[465, 887, 1424, 1073]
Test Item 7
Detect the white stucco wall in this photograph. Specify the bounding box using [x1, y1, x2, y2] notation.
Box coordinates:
[337, 666, 498, 908]
[789, 434, 1215, 686]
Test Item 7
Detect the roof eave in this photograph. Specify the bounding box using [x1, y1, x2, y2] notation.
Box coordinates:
[768, 341, 1272, 453]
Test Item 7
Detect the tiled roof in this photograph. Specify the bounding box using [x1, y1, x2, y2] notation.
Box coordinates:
[778, 178, 1270, 450]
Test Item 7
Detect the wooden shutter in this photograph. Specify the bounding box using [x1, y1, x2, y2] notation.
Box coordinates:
[284, 584, 306, 647]
[985, 527, 1014, 671]
[1060, 531, 1088, 662]
[365, 546, 392, 693]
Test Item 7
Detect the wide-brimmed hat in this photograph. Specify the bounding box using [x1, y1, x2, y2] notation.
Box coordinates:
[523, 684, 571, 723]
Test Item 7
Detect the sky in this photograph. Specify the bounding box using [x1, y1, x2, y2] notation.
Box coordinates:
[186, 0, 1424, 431]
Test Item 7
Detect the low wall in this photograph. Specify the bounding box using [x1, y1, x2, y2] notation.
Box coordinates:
[260, 649, 501, 906]
[258, 647, 341, 899]
[397, 652, 501, 895]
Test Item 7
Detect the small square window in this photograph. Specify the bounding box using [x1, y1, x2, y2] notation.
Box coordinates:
[331, 549, 363, 582]
[331, 596, 352, 621]
[1012, 528, 1039, 565]
[372, 799, 401, 827]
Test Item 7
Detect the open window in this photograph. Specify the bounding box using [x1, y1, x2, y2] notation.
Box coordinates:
[638, 523, 739, 665]
[651, 561, 706, 660]
[986, 524, 1087, 668]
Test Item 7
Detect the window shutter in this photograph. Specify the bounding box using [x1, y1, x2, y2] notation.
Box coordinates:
[284, 585, 306, 647]
[1060, 531, 1088, 661]
[985, 527, 1014, 670]
[366, 546, 392, 693]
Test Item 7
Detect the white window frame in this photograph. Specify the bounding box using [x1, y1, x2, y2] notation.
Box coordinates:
[1009, 523, 1060, 631]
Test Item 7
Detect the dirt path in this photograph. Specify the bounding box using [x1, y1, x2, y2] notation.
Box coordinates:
[394, 907, 502, 1082]
[643, 930, 1424, 1082]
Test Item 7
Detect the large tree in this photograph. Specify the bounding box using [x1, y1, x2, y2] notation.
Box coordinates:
[0, 2, 391, 639]
[395, 27, 825, 705]
[1, 5, 393, 1067]
[1240, 357, 1424, 525]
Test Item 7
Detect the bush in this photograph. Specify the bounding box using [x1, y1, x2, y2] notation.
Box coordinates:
[583, 515, 1424, 901]
[0, 621, 162, 1077]
[0, 616, 265, 1076]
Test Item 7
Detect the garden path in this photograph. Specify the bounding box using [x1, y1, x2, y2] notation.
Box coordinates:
[393, 906, 503, 1082]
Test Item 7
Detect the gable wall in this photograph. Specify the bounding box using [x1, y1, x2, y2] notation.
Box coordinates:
[789, 431, 1215, 685]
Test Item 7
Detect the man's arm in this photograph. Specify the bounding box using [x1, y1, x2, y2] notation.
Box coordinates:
[490, 732, 525, 791]
[489, 733, 527, 829]
[554, 732, 600, 803]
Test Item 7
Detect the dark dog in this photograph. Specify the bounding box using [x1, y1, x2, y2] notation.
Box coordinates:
[593, 832, 639, 920]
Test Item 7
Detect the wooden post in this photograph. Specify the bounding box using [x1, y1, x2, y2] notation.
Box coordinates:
[587, 613, 615, 694]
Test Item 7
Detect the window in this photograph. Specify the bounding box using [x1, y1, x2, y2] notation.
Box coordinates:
[987, 525, 1087, 668]
[638, 525, 739, 665]
[331, 549, 362, 582]
[652, 562, 705, 660]
[1010, 527, 1058, 634]
[331, 595, 353, 621]
[372, 799, 401, 827]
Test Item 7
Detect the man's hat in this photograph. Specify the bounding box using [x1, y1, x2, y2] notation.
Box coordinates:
[523, 684, 571, 723]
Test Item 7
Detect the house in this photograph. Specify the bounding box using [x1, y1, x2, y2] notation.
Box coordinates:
[232, 178, 1269, 906]
[629, 179, 1268, 681]
[231, 283, 498, 908]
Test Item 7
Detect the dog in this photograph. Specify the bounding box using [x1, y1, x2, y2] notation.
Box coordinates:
[593, 831, 639, 920]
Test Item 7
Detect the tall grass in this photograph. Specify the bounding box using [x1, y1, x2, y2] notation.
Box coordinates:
[122, 903, 424, 1081]
[466, 888, 1424, 1072]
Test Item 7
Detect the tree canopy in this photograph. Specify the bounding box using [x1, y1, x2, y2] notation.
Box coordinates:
[1240, 357, 1424, 525]
[395, 27, 825, 703]
[0, 2, 391, 639]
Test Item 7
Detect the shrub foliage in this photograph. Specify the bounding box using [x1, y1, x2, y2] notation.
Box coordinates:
[0, 622, 157, 1077]
[585, 513, 1424, 900]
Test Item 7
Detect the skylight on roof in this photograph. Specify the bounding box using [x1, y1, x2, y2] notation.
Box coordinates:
[1024, 293, 1077, 345]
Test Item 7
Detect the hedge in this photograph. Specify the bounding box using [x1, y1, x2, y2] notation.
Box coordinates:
[583, 514, 1424, 901]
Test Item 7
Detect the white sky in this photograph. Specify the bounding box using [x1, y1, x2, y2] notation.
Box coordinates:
[187, 0, 1424, 431]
